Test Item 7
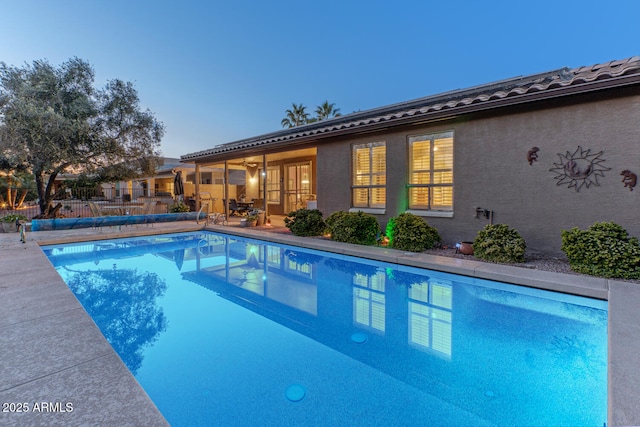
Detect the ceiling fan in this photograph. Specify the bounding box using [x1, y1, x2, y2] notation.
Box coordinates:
[241, 159, 257, 167]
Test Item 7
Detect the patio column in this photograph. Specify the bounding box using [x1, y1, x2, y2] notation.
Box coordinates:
[195, 164, 201, 210]
[262, 154, 267, 219]
[224, 160, 229, 221]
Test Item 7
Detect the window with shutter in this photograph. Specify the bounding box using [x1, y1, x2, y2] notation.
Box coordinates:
[408, 132, 453, 211]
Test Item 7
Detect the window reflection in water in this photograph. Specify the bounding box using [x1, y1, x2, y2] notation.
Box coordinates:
[219, 243, 319, 315]
[353, 271, 386, 333]
[408, 279, 452, 357]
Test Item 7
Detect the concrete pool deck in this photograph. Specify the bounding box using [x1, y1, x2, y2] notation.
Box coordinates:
[0, 221, 638, 426]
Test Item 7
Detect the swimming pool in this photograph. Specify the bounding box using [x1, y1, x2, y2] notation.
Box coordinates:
[42, 231, 607, 426]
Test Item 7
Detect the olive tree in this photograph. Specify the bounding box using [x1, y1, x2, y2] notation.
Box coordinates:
[0, 57, 164, 216]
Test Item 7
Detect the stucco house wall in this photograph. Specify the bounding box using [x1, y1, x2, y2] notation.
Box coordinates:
[317, 135, 362, 216]
[456, 90, 640, 254]
[182, 57, 640, 255]
[318, 88, 640, 254]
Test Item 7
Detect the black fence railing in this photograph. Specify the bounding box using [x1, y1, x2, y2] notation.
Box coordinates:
[66, 187, 168, 202]
[0, 203, 41, 220]
[0, 187, 177, 220]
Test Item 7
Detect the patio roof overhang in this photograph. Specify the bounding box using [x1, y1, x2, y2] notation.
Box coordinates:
[181, 56, 640, 165]
[181, 141, 319, 165]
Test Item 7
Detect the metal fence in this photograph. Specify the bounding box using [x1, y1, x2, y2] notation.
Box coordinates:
[66, 186, 164, 202]
[0, 187, 177, 220]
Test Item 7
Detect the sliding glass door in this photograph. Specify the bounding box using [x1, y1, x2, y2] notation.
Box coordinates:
[284, 161, 312, 212]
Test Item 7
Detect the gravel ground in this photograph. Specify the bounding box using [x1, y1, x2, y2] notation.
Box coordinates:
[423, 247, 575, 274]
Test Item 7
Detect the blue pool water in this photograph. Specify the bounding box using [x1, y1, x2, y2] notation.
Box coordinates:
[42, 231, 607, 426]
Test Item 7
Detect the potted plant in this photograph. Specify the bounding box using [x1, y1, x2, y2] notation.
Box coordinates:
[0, 214, 28, 233]
[240, 214, 258, 227]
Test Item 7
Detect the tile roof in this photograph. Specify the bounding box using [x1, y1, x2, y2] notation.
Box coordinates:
[182, 56, 640, 161]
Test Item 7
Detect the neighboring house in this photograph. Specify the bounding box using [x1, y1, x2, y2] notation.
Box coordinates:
[132, 157, 189, 199]
[181, 57, 640, 255]
[51, 158, 184, 201]
[113, 157, 231, 211]
[52, 158, 211, 204]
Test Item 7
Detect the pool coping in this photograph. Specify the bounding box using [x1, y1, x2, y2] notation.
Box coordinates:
[1, 222, 637, 426]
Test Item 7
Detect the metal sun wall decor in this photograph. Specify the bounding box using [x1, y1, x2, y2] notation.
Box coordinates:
[621, 170, 637, 191]
[549, 146, 610, 192]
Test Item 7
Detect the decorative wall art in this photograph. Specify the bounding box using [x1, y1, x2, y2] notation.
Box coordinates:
[527, 147, 539, 165]
[549, 146, 610, 192]
[621, 170, 637, 191]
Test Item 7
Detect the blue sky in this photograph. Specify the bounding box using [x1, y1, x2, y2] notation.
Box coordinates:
[2, 0, 640, 158]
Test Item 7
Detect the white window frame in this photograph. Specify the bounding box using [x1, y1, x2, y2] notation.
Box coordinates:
[407, 131, 454, 216]
[351, 141, 386, 210]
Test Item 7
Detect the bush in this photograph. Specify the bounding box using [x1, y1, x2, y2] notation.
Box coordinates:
[284, 209, 326, 236]
[0, 214, 28, 223]
[328, 211, 380, 245]
[169, 202, 190, 213]
[473, 224, 526, 263]
[325, 211, 348, 232]
[386, 213, 440, 252]
[561, 221, 640, 279]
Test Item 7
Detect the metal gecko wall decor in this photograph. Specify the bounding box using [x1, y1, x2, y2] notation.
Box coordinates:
[549, 146, 610, 192]
[527, 147, 539, 165]
[621, 170, 637, 191]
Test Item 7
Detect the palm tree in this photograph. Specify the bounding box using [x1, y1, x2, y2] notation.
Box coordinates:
[281, 103, 310, 128]
[315, 101, 341, 121]
[0, 159, 31, 209]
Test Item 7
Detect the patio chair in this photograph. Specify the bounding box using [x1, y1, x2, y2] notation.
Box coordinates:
[229, 199, 247, 216]
[142, 200, 158, 227]
[142, 200, 158, 215]
[252, 198, 264, 210]
[87, 201, 104, 217]
[208, 211, 225, 225]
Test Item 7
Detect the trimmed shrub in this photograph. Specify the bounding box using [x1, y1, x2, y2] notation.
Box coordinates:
[561, 221, 640, 279]
[325, 210, 348, 232]
[284, 208, 326, 236]
[473, 224, 526, 263]
[386, 213, 440, 252]
[328, 211, 380, 245]
[0, 214, 28, 223]
[169, 202, 190, 213]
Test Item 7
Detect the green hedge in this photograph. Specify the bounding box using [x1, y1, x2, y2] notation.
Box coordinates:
[385, 213, 440, 252]
[561, 221, 640, 279]
[473, 224, 526, 263]
[327, 211, 380, 245]
[325, 211, 348, 233]
[284, 208, 326, 236]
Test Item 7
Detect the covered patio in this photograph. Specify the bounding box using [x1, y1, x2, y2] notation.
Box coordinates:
[181, 147, 317, 222]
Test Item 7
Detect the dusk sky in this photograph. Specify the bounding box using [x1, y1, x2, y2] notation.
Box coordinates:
[2, 1, 639, 158]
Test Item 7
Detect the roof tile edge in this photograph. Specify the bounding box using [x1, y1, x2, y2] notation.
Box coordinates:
[181, 56, 640, 161]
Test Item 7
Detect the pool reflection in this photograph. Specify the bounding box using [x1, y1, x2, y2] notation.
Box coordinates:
[175, 234, 455, 359]
[44, 231, 607, 426]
